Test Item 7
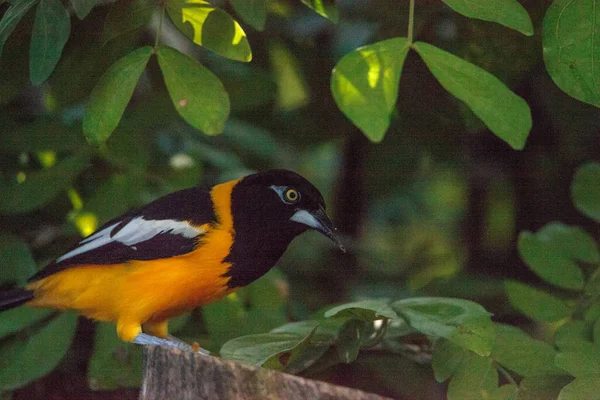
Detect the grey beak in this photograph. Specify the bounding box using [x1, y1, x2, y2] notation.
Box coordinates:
[290, 207, 346, 252]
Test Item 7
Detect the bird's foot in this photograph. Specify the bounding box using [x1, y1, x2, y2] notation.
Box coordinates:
[132, 333, 210, 355]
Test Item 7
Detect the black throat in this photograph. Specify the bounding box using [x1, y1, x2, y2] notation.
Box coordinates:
[221, 180, 306, 288]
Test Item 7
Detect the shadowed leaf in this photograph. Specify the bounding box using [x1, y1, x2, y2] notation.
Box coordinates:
[83, 46, 152, 144]
[157, 46, 230, 135]
[414, 41, 531, 150]
[29, 0, 70, 85]
[442, 0, 533, 35]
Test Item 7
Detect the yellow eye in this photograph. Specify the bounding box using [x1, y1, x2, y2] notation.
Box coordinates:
[284, 188, 300, 203]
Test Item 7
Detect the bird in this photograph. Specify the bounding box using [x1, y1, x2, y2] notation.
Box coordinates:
[0, 169, 344, 353]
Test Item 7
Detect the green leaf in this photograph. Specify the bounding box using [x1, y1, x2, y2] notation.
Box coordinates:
[331, 38, 410, 142]
[301, 0, 338, 22]
[0, 312, 77, 390]
[230, 0, 266, 31]
[492, 324, 564, 377]
[413, 41, 531, 150]
[392, 297, 494, 356]
[203, 293, 247, 349]
[0, 308, 53, 339]
[558, 376, 600, 400]
[447, 352, 498, 400]
[29, 0, 70, 85]
[555, 321, 595, 352]
[543, 0, 600, 107]
[555, 349, 600, 377]
[220, 327, 323, 372]
[166, 0, 252, 62]
[0, 120, 83, 153]
[324, 299, 398, 321]
[518, 222, 599, 290]
[87, 323, 143, 390]
[594, 318, 600, 344]
[442, 0, 533, 36]
[156, 46, 230, 135]
[83, 46, 152, 144]
[505, 281, 571, 322]
[335, 319, 363, 363]
[449, 315, 495, 357]
[0, 0, 39, 58]
[271, 319, 344, 345]
[518, 375, 574, 400]
[572, 162, 600, 223]
[431, 339, 468, 383]
[0, 153, 90, 215]
[494, 384, 519, 400]
[70, 0, 96, 19]
[101, 0, 155, 45]
[0, 233, 38, 286]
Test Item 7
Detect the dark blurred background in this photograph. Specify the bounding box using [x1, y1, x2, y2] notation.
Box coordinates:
[1, 0, 599, 398]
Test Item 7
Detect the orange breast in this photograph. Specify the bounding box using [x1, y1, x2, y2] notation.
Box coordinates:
[26, 225, 235, 323]
[26, 179, 241, 325]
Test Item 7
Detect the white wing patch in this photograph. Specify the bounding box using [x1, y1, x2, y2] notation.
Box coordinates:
[56, 217, 205, 263]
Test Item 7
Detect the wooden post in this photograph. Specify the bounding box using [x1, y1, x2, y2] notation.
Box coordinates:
[140, 346, 392, 400]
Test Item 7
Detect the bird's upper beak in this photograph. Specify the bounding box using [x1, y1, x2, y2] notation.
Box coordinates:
[290, 207, 346, 252]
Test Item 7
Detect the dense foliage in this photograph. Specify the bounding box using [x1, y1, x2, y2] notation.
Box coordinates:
[0, 0, 599, 399]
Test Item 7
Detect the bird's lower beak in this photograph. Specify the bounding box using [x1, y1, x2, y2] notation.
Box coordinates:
[290, 207, 346, 252]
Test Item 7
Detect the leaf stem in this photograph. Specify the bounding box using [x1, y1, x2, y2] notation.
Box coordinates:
[407, 0, 415, 44]
[154, 8, 166, 49]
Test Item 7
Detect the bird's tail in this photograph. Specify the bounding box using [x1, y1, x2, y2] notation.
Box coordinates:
[0, 288, 34, 312]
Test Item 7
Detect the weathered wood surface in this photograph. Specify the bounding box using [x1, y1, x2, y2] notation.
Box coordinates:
[140, 346, 393, 400]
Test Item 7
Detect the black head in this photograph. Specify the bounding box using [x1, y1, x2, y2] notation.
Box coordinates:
[223, 169, 344, 288]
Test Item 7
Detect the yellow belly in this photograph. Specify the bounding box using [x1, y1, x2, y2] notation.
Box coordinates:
[26, 228, 234, 325]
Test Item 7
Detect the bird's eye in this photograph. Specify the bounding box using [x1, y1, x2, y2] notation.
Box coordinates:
[284, 188, 300, 204]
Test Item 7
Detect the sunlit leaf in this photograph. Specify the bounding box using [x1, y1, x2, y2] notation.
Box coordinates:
[447, 352, 497, 400]
[0, 313, 77, 390]
[29, 0, 70, 85]
[230, 0, 266, 31]
[87, 323, 143, 390]
[442, 0, 533, 36]
[70, 0, 97, 19]
[157, 46, 230, 135]
[0, 153, 90, 215]
[331, 37, 410, 142]
[414, 41, 531, 150]
[518, 222, 599, 290]
[492, 324, 563, 377]
[324, 299, 398, 321]
[572, 162, 600, 222]
[392, 297, 494, 356]
[558, 376, 600, 400]
[543, 0, 600, 107]
[301, 0, 338, 23]
[101, 0, 155, 45]
[0, 0, 39, 58]
[166, 0, 252, 62]
[505, 281, 571, 322]
[83, 46, 153, 144]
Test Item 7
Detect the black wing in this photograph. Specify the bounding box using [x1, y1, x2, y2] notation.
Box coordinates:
[30, 186, 217, 281]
